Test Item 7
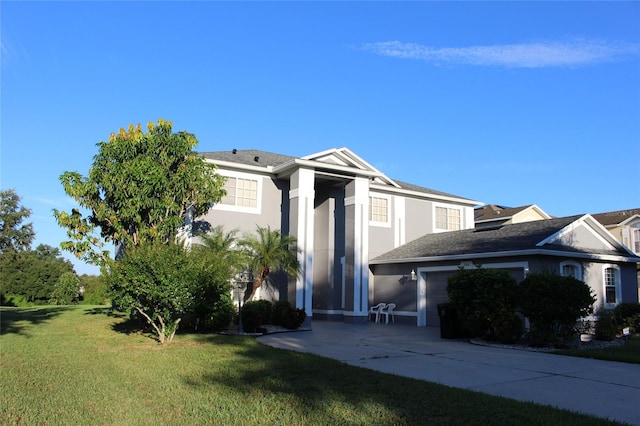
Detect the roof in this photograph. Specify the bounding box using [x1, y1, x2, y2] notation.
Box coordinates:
[474, 204, 550, 222]
[201, 149, 295, 168]
[201, 148, 479, 203]
[591, 208, 640, 227]
[371, 215, 638, 263]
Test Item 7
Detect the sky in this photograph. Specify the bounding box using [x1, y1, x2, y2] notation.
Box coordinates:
[2, 1, 639, 276]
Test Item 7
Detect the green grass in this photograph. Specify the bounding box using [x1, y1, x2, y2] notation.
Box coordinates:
[555, 335, 640, 364]
[0, 306, 625, 425]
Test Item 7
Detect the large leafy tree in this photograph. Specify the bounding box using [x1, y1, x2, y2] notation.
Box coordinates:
[240, 226, 301, 302]
[53, 119, 226, 267]
[0, 189, 35, 254]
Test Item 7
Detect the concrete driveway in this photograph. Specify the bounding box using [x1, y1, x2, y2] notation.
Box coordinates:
[257, 321, 640, 425]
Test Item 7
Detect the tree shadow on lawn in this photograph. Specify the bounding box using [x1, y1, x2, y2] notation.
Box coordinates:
[182, 334, 613, 425]
[182, 334, 460, 424]
[0, 306, 73, 337]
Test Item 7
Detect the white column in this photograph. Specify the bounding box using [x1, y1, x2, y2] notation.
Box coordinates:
[344, 176, 369, 318]
[289, 168, 315, 317]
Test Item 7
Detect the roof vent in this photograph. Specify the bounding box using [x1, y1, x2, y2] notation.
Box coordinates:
[254, 156, 259, 162]
[232, 149, 237, 154]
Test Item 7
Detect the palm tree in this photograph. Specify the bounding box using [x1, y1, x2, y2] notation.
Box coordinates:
[192, 225, 246, 276]
[240, 225, 301, 302]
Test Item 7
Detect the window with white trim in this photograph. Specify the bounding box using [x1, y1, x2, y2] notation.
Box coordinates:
[560, 261, 582, 280]
[603, 266, 620, 306]
[633, 227, 640, 254]
[435, 206, 461, 231]
[221, 176, 258, 208]
[369, 196, 389, 224]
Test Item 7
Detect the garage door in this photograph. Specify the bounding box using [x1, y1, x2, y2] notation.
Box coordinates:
[424, 267, 526, 327]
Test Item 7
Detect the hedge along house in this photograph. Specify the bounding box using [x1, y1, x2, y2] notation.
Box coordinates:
[369, 214, 640, 327]
[192, 148, 480, 326]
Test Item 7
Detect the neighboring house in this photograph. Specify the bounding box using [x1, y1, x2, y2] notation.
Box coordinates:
[474, 204, 551, 229]
[370, 215, 640, 327]
[591, 209, 640, 256]
[192, 148, 480, 325]
[592, 208, 640, 293]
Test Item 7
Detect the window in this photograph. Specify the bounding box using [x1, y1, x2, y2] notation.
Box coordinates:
[634, 227, 640, 254]
[221, 176, 258, 208]
[603, 266, 620, 306]
[435, 206, 461, 231]
[369, 196, 389, 223]
[560, 261, 582, 280]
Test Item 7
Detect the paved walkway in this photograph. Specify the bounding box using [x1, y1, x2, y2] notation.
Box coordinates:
[257, 321, 640, 425]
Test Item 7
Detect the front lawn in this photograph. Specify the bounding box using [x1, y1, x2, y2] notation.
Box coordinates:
[555, 335, 640, 364]
[0, 306, 624, 425]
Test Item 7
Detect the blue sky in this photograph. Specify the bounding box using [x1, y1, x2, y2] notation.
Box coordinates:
[2, 1, 639, 275]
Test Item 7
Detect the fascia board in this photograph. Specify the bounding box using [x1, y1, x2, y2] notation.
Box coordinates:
[369, 248, 640, 265]
[204, 158, 274, 174]
[274, 158, 385, 179]
[614, 214, 640, 227]
[371, 183, 481, 207]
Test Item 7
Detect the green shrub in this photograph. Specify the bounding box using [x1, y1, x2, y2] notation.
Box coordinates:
[241, 300, 273, 332]
[272, 300, 292, 326]
[519, 272, 595, 347]
[49, 272, 81, 305]
[595, 310, 618, 341]
[447, 267, 519, 341]
[613, 303, 640, 333]
[281, 307, 306, 330]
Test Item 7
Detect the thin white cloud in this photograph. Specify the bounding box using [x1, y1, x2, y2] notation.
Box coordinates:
[359, 40, 640, 68]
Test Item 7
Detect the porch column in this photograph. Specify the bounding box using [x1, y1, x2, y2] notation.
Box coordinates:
[344, 176, 370, 323]
[289, 167, 315, 325]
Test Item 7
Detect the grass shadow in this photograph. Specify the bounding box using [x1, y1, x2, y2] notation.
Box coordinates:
[0, 306, 73, 337]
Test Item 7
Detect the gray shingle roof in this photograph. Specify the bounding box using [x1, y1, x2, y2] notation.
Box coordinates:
[201, 149, 477, 201]
[392, 180, 477, 202]
[201, 149, 295, 168]
[371, 215, 624, 262]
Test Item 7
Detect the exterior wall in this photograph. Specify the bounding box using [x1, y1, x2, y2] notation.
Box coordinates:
[198, 172, 283, 235]
[371, 254, 640, 329]
[195, 170, 289, 301]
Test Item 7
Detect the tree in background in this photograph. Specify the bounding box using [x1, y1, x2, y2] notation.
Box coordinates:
[79, 274, 109, 305]
[1, 244, 75, 305]
[240, 225, 301, 302]
[0, 189, 35, 254]
[53, 119, 226, 267]
[49, 272, 81, 305]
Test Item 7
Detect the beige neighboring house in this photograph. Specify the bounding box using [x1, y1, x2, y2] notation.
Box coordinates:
[591, 209, 640, 256]
[592, 209, 640, 294]
[474, 204, 551, 229]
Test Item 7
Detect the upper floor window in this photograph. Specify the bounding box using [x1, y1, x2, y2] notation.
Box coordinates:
[221, 176, 258, 208]
[369, 196, 389, 225]
[560, 261, 582, 280]
[436, 206, 461, 231]
[603, 266, 620, 306]
[633, 227, 640, 254]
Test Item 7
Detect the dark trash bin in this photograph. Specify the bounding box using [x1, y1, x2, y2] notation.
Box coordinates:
[437, 303, 456, 339]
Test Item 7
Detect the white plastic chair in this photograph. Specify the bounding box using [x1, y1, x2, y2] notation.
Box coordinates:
[381, 303, 396, 324]
[368, 303, 387, 323]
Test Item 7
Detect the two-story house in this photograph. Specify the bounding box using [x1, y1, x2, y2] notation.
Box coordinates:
[192, 148, 480, 325]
